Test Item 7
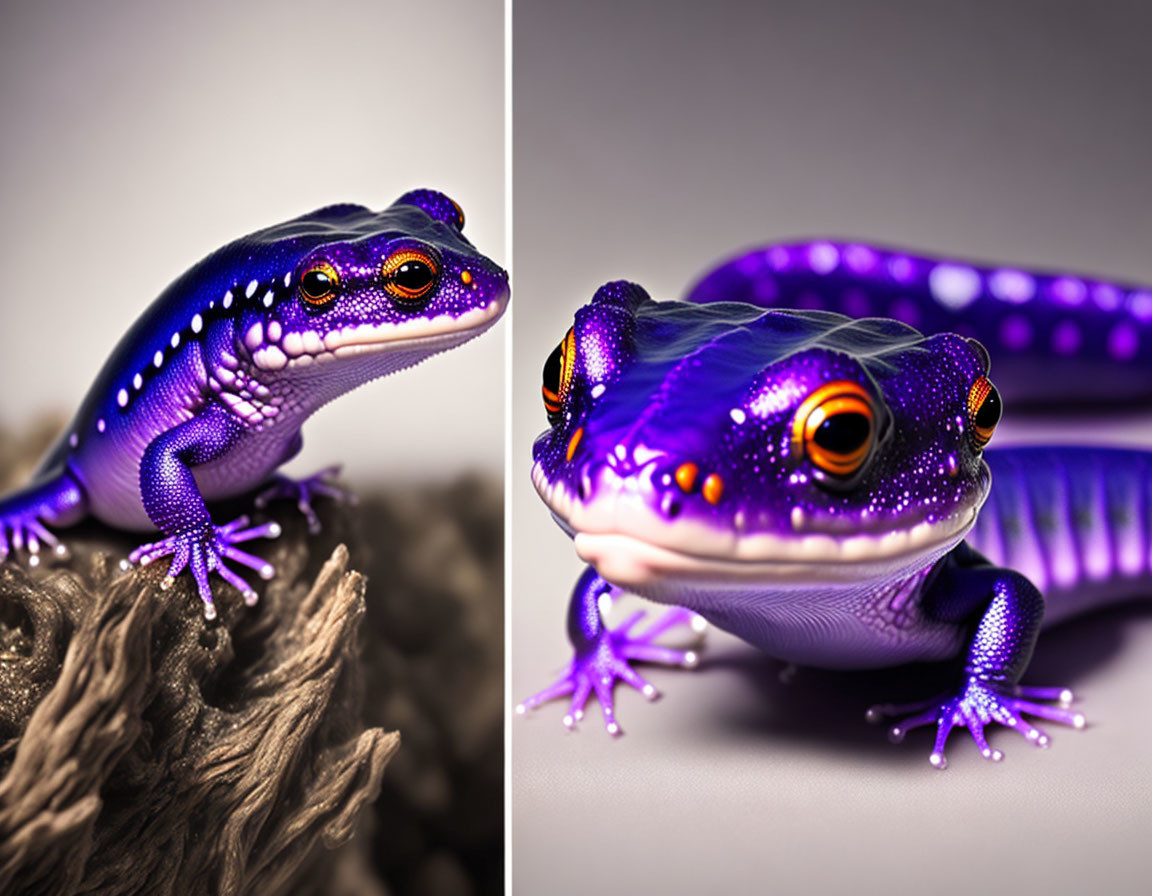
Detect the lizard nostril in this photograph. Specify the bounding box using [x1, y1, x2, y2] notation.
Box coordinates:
[659, 491, 682, 519]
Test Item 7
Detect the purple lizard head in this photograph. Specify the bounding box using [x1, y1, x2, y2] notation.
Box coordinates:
[532, 281, 999, 594]
[219, 192, 507, 388]
[78, 190, 507, 445]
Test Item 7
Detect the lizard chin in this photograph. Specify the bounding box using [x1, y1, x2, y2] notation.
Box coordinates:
[533, 464, 981, 593]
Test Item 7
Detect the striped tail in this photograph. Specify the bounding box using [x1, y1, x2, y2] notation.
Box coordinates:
[970, 445, 1152, 624]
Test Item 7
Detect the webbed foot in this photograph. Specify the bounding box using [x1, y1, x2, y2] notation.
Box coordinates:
[128, 515, 281, 619]
[869, 681, 1085, 768]
[517, 606, 705, 735]
[254, 465, 354, 534]
[0, 474, 85, 567]
[0, 512, 68, 567]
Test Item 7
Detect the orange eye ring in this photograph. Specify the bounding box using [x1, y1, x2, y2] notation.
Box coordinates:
[791, 380, 876, 477]
[298, 260, 340, 307]
[382, 248, 440, 302]
[542, 327, 577, 420]
[968, 375, 1001, 448]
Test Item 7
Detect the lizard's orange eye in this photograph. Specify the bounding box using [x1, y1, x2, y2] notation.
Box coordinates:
[299, 261, 340, 307]
[968, 376, 1002, 448]
[382, 248, 440, 303]
[542, 327, 576, 422]
[792, 380, 876, 477]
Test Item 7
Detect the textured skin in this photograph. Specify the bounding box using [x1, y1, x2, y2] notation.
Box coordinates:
[0, 190, 509, 618]
[521, 241, 1149, 766]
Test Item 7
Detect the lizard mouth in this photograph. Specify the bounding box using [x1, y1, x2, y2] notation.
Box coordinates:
[531, 460, 981, 587]
[250, 297, 507, 371]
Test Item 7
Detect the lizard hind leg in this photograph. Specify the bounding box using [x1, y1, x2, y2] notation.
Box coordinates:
[875, 683, 1086, 768]
[876, 557, 1086, 768]
[254, 465, 355, 535]
[0, 472, 87, 565]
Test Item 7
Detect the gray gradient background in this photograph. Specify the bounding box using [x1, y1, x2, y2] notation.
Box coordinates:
[511, 2, 1152, 894]
[0, 0, 505, 483]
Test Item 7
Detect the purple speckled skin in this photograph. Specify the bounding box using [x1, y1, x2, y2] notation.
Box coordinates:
[521, 242, 1149, 766]
[0, 190, 509, 618]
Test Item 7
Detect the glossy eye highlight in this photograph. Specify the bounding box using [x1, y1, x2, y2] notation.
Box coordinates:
[968, 376, 1002, 447]
[792, 381, 876, 477]
[382, 248, 440, 303]
[542, 327, 576, 422]
[299, 261, 340, 307]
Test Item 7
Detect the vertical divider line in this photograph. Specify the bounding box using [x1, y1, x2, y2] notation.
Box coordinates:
[503, 0, 514, 892]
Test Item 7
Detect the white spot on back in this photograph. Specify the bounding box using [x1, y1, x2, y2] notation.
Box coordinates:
[246, 279, 259, 299]
[133, 373, 143, 390]
[1092, 283, 1122, 310]
[730, 408, 747, 425]
[1129, 290, 1152, 321]
[590, 383, 607, 399]
[223, 290, 234, 309]
[1051, 277, 1087, 305]
[170, 332, 180, 349]
[153, 350, 164, 368]
[117, 388, 128, 407]
[263, 290, 274, 308]
[988, 269, 1035, 304]
[191, 313, 203, 333]
[97, 418, 106, 433]
[807, 242, 839, 275]
[283, 272, 292, 287]
[928, 264, 982, 310]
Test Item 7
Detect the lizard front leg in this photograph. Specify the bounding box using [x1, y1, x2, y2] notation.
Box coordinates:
[879, 544, 1085, 767]
[128, 406, 280, 619]
[517, 566, 705, 735]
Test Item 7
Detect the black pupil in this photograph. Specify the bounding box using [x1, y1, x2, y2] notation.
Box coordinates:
[542, 341, 563, 394]
[814, 412, 871, 455]
[975, 385, 1002, 429]
[302, 270, 333, 298]
[394, 260, 434, 293]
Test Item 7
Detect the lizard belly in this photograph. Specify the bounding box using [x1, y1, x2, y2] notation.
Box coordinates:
[70, 366, 204, 531]
[68, 344, 292, 531]
[192, 428, 296, 501]
[632, 563, 964, 668]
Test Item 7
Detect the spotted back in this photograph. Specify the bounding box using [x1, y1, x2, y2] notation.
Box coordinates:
[685, 241, 1152, 408]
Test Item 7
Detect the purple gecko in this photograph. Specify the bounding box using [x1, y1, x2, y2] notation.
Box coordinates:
[0, 190, 508, 619]
[519, 241, 1150, 767]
